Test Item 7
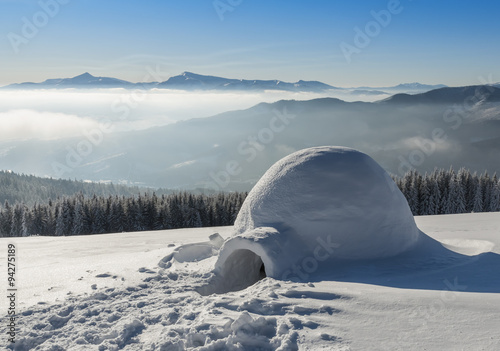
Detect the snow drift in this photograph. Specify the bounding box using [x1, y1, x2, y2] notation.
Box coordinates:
[213, 146, 421, 290]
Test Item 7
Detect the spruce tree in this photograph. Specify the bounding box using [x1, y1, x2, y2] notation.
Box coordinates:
[489, 178, 500, 212]
[10, 204, 24, 237]
[0, 201, 13, 237]
[450, 174, 467, 214]
[21, 207, 33, 237]
[472, 180, 484, 213]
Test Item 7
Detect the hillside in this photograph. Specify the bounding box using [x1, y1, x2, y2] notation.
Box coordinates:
[0, 170, 165, 206]
[1, 86, 499, 190]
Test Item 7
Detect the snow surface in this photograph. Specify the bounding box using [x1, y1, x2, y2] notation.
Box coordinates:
[1, 213, 499, 350]
[215, 147, 420, 287]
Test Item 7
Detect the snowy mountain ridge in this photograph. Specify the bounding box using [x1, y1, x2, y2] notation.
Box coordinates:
[4, 72, 134, 89]
[1, 72, 446, 93]
[1, 72, 336, 92]
[380, 85, 500, 104]
[355, 82, 447, 91]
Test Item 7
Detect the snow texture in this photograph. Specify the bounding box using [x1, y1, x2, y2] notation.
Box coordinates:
[159, 233, 224, 269]
[1, 214, 500, 350]
[215, 146, 421, 283]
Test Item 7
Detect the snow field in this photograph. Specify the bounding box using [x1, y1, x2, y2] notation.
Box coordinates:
[5, 258, 349, 350]
[1, 213, 499, 350]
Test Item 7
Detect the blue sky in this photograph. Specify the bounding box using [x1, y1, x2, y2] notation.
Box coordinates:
[1, 0, 499, 87]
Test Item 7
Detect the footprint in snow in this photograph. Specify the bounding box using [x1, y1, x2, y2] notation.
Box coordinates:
[138, 267, 156, 274]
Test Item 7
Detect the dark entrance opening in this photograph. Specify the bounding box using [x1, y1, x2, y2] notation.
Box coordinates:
[197, 249, 266, 295]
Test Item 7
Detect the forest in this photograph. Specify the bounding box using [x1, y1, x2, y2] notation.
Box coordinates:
[0, 170, 155, 205]
[394, 168, 499, 215]
[0, 168, 498, 237]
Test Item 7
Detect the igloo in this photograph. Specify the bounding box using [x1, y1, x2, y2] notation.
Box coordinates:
[210, 146, 421, 292]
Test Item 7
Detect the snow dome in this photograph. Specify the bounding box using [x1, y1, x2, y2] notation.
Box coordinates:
[213, 146, 421, 290]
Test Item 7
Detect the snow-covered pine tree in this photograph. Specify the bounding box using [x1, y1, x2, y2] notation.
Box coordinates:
[10, 204, 24, 237]
[428, 178, 441, 215]
[489, 176, 500, 212]
[91, 196, 107, 234]
[468, 172, 481, 212]
[21, 207, 33, 237]
[436, 168, 451, 214]
[168, 195, 183, 229]
[449, 174, 467, 214]
[480, 172, 491, 212]
[30, 204, 46, 235]
[0, 201, 13, 237]
[472, 178, 484, 213]
[418, 175, 430, 215]
[108, 197, 126, 233]
[402, 171, 418, 214]
[57, 199, 74, 236]
[141, 193, 158, 231]
[54, 203, 64, 236]
[46, 199, 57, 235]
[196, 196, 209, 227]
[72, 200, 86, 235]
[414, 173, 423, 215]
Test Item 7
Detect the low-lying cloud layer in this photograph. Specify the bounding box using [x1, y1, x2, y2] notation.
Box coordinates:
[0, 89, 389, 141]
[1, 87, 499, 189]
[0, 109, 101, 142]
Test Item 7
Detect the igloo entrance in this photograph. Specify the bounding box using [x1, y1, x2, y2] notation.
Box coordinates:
[222, 249, 267, 289]
[197, 249, 266, 295]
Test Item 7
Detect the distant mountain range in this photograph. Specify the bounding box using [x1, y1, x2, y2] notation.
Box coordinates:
[355, 82, 448, 92]
[1, 72, 447, 94]
[156, 72, 337, 92]
[1, 72, 336, 92]
[381, 85, 500, 104]
[3, 72, 135, 89]
[1, 84, 499, 190]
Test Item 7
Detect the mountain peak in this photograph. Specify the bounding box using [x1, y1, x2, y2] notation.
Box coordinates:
[395, 82, 447, 89]
[397, 82, 424, 88]
[74, 72, 94, 79]
[181, 71, 201, 78]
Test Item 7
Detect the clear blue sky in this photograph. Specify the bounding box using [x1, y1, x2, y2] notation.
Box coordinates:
[1, 0, 499, 87]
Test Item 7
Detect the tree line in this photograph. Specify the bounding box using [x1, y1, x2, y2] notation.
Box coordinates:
[0, 192, 247, 237]
[393, 168, 499, 215]
[0, 168, 498, 237]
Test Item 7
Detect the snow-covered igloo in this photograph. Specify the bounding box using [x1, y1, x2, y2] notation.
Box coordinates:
[212, 146, 421, 291]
